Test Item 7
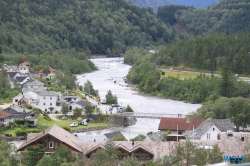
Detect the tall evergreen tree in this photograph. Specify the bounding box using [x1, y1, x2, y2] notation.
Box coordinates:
[219, 66, 235, 97]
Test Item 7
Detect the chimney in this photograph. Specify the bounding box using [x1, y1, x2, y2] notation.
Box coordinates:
[186, 118, 190, 123]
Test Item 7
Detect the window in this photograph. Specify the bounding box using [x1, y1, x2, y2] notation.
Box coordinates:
[207, 134, 210, 140]
[0, 119, 4, 122]
[213, 128, 215, 131]
[15, 99, 18, 102]
[49, 142, 54, 148]
[43, 97, 46, 99]
[50, 103, 52, 106]
[50, 97, 52, 100]
[43, 103, 46, 106]
[36, 103, 38, 105]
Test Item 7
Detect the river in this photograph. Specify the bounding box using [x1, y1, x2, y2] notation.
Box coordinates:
[76, 57, 201, 140]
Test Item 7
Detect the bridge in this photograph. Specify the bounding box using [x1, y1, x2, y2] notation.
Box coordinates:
[122, 112, 185, 119]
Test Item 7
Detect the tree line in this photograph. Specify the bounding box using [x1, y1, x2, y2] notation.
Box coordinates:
[157, 0, 250, 36]
[154, 32, 250, 75]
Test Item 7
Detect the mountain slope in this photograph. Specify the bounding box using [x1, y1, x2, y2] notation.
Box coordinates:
[0, 0, 179, 56]
[157, 0, 250, 35]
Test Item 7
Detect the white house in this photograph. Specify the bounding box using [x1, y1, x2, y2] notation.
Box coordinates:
[19, 61, 30, 74]
[12, 93, 33, 106]
[195, 118, 235, 140]
[16, 76, 30, 85]
[0, 111, 12, 126]
[26, 80, 45, 90]
[4, 64, 19, 72]
[31, 90, 63, 113]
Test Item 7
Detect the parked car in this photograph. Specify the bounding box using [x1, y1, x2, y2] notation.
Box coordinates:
[116, 107, 124, 113]
[69, 122, 78, 127]
[79, 121, 88, 126]
[111, 104, 119, 108]
[62, 116, 68, 120]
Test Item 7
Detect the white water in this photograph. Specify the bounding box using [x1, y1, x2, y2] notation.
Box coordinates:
[76, 58, 201, 139]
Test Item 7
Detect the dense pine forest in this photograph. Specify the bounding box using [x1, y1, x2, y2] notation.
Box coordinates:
[0, 0, 180, 56]
[157, 0, 250, 35]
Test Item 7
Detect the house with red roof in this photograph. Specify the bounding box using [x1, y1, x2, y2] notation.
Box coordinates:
[158, 117, 204, 136]
[0, 111, 12, 126]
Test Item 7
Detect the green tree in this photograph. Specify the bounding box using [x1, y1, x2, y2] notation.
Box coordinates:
[176, 139, 196, 166]
[112, 134, 127, 141]
[105, 90, 118, 104]
[208, 144, 223, 164]
[26, 144, 45, 166]
[61, 103, 69, 116]
[162, 130, 172, 139]
[0, 140, 19, 166]
[125, 105, 134, 112]
[37, 145, 76, 166]
[130, 134, 146, 141]
[122, 156, 141, 166]
[84, 102, 94, 117]
[73, 107, 82, 117]
[219, 66, 235, 97]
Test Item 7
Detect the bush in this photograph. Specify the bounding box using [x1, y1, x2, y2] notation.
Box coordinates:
[44, 116, 51, 121]
[15, 130, 27, 136]
[62, 127, 71, 131]
[15, 119, 30, 125]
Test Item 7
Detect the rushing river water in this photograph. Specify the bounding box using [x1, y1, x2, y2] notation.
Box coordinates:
[76, 57, 201, 140]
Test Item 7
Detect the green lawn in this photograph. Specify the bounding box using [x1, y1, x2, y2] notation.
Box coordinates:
[38, 116, 110, 131]
[2, 116, 110, 137]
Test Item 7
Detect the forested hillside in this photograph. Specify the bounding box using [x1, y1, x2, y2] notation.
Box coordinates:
[129, 0, 219, 12]
[0, 0, 179, 57]
[154, 32, 250, 74]
[157, 0, 250, 35]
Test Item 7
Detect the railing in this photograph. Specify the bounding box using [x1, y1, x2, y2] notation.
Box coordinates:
[122, 112, 184, 119]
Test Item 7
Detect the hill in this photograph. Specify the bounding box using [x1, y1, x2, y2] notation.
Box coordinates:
[129, 0, 219, 12]
[157, 0, 250, 35]
[0, 0, 180, 57]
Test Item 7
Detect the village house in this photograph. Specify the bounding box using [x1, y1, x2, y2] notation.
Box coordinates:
[195, 118, 235, 140]
[0, 111, 12, 126]
[12, 93, 33, 106]
[158, 117, 204, 136]
[15, 76, 30, 85]
[69, 100, 87, 110]
[26, 80, 45, 90]
[17, 124, 83, 154]
[4, 64, 19, 72]
[30, 90, 63, 113]
[38, 67, 55, 79]
[2, 105, 30, 120]
[19, 61, 30, 74]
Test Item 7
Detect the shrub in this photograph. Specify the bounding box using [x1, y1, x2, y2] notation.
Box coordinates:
[15, 130, 27, 136]
[44, 116, 51, 121]
[63, 127, 71, 131]
[15, 119, 30, 125]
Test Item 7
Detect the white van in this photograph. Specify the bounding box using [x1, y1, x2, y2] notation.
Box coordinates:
[100, 98, 106, 104]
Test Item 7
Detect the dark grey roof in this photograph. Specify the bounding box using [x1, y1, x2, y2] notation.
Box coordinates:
[8, 72, 18, 78]
[146, 133, 161, 141]
[16, 77, 29, 82]
[196, 118, 234, 138]
[28, 80, 44, 86]
[104, 131, 126, 140]
[76, 100, 87, 106]
[3, 107, 27, 119]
